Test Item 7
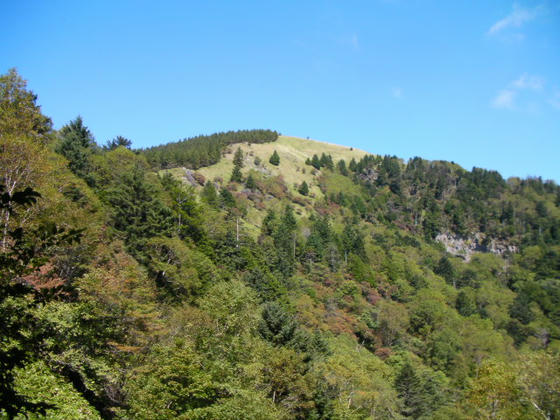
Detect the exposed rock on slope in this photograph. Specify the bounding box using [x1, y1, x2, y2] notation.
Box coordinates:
[436, 232, 518, 261]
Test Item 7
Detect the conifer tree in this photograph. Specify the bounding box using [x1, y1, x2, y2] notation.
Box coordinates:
[202, 181, 218, 207]
[337, 159, 348, 176]
[245, 173, 256, 190]
[269, 150, 280, 166]
[341, 219, 366, 261]
[104, 135, 132, 150]
[261, 209, 277, 236]
[320, 153, 334, 170]
[258, 302, 297, 346]
[298, 181, 309, 196]
[233, 147, 244, 168]
[273, 205, 297, 277]
[56, 116, 97, 181]
[161, 173, 206, 243]
[219, 188, 236, 208]
[230, 147, 244, 182]
[434, 256, 455, 287]
[396, 363, 424, 419]
[230, 165, 243, 183]
[105, 164, 173, 254]
[311, 154, 321, 170]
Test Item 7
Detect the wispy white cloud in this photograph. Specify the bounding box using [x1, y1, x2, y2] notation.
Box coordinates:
[492, 73, 548, 110]
[492, 89, 516, 109]
[549, 90, 560, 110]
[392, 87, 403, 99]
[488, 3, 542, 35]
[513, 73, 544, 90]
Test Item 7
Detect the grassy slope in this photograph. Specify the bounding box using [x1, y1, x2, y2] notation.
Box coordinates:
[199, 135, 367, 194]
[163, 136, 370, 234]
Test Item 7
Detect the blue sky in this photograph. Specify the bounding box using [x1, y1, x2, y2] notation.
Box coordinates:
[2, 0, 559, 181]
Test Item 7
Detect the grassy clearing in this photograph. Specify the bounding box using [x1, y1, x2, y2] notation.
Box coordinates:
[321, 172, 362, 196]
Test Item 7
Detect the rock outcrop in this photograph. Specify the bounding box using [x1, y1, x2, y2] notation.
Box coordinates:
[436, 232, 518, 261]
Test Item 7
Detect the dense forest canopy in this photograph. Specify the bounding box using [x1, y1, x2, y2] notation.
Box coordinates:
[1, 68, 560, 419]
[142, 129, 279, 169]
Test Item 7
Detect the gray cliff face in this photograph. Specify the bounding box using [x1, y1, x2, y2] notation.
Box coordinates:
[436, 232, 518, 261]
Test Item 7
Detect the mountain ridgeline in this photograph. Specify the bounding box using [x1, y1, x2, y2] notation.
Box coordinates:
[2, 68, 560, 419]
[142, 129, 279, 169]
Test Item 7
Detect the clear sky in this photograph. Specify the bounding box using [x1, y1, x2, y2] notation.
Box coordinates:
[2, 0, 559, 181]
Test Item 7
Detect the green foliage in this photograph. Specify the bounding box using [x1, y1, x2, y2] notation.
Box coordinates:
[519, 352, 560, 419]
[56, 116, 97, 182]
[12, 360, 101, 419]
[230, 147, 245, 182]
[269, 150, 280, 166]
[124, 340, 223, 418]
[298, 181, 309, 196]
[104, 135, 132, 150]
[311, 154, 321, 169]
[509, 292, 534, 325]
[376, 300, 409, 346]
[145, 237, 217, 301]
[243, 267, 285, 301]
[348, 253, 376, 285]
[161, 173, 207, 243]
[197, 280, 260, 359]
[104, 164, 173, 256]
[456, 288, 477, 317]
[272, 206, 298, 277]
[187, 389, 287, 420]
[259, 302, 297, 346]
[302, 215, 334, 265]
[337, 159, 348, 176]
[396, 362, 448, 419]
[261, 208, 277, 236]
[230, 164, 243, 183]
[318, 336, 400, 419]
[143, 129, 279, 169]
[434, 255, 456, 287]
[245, 173, 256, 190]
[341, 219, 366, 261]
[320, 153, 334, 170]
[464, 359, 534, 419]
[233, 147, 244, 168]
[0, 68, 52, 141]
[0, 184, 89, 416]
[201, 181, 218, 206]
[219, 188, 236, 208]
[4, 69, 560, 420]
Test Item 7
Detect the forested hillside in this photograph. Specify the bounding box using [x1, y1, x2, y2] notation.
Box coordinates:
[2, 68, 560, 419]
[142, 130, 279, 169]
